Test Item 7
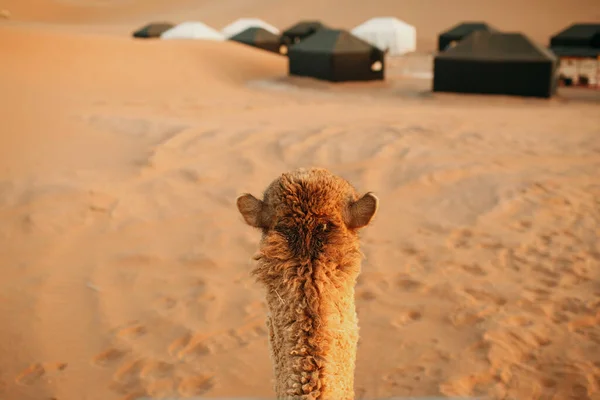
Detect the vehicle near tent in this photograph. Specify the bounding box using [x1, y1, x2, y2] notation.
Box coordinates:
[433, 31, 558, 98]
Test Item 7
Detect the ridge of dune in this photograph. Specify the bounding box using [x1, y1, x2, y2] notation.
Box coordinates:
[2, 0, 599, 50]
[0, 23, 286, 179]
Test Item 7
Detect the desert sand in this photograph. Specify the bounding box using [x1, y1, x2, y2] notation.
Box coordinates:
[1, 1, 600, 400]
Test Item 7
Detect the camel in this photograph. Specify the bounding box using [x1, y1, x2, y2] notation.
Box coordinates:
[236, 167, 378, 400]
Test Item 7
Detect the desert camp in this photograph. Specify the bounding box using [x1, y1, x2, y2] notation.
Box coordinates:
[1, 1, 600, 400]
[433, 31, 559, 98]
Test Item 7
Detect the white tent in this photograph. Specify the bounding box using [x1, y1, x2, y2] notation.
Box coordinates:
[221, 18, 279, 38]
[351, 17, 416, 56]
[160, 22, 225, 40]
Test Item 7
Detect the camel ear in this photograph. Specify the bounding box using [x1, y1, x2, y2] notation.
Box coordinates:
[236, 193, 269, 229]
[345, 192, 378, 229]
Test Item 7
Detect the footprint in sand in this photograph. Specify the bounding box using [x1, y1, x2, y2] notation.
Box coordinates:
[178, 374, 214, 397]
[15, 362, 67, 385]
[185, 289, 223, 324]
[523, 286, 553, 300]
[503, 315, 534, 327]
[111, 359, 176, 398]
[156, 295, 178, 311]
[463, 287, 507, 306]
[476, 237, 503, 250]
[459, 263, 488, 277]
[113, 359, 145, 386]
[532, 264, 561, 280]
[539, 278, 560, 288]
[396, 276, 424, 292]
[391, 309, 423, 327]
[146, 378, 177, 398]
[118, 322, 148, 339]
[446, 228, 474, 249]
[15, 364, 45, 385]
[439, 373, 489, 397]
[356, 288, 377, 301]
[169, 333, 211, 361]
[168, 332, 192, 358]
[93, 348, 128, 367]
[447, 309, 485, 327]
[118, 390, 148, 400]
[139, 360, 174, 380]
[179, 254, 218, 269]
[230, 321, 268, 347]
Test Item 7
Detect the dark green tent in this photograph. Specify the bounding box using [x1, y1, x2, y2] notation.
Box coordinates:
[132, 22, 175, 39]
[549, 23, 600, 58]
[281, 21, 328, 46]
[288, 29, 385, 82]
[433, 31, 558, 98]
[438, 22, 497, 51]
[229, 27, 283, 54]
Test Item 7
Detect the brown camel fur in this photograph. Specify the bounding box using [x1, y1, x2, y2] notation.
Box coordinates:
[236, 167, 378, 400]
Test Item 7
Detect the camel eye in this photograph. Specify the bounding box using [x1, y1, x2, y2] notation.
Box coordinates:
[320, 222, 333, 232]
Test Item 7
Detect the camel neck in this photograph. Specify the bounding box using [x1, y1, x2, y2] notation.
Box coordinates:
[261, 265, 359, 400]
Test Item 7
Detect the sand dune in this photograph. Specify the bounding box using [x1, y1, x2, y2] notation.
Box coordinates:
[3, 0, 600, 50]
[1, 1, 600, 400]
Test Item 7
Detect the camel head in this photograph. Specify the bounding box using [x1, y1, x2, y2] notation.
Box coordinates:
[236, 167, 378, 399]
[236, 167, 378, 263]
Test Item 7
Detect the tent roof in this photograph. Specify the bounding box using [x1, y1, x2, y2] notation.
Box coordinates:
[160, 22, 224, 40]
[283, 21, 327, 36]
[551, 23, 600, 41]
[133, 22, 175, 38]
[221, 18, 279, 37]
[230, 27, 280, 44]
[550, 46, 600, 58]
[352, 17, 415, 32]
[436, 31, 557, 62]
[289, 29, 378, 54]
[550, 23, 600, 47]
[439, 22, 497, 38]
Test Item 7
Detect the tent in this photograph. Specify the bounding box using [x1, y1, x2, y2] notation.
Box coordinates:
[160, 22, 225, 40]
[288, 29, 385, 82]
[132, 22, 175, 39]
[281, 21, 328, 46]
[438, 22, 497, 51]
[221, 18, 279, 38]
[229, 27, 283, 54]
[433, 31, 558, 98]
[351, 17, 416, 56]
[549, 23, 600, 57]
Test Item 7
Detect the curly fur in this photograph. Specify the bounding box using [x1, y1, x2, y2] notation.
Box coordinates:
[237, 168, 378, 400]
